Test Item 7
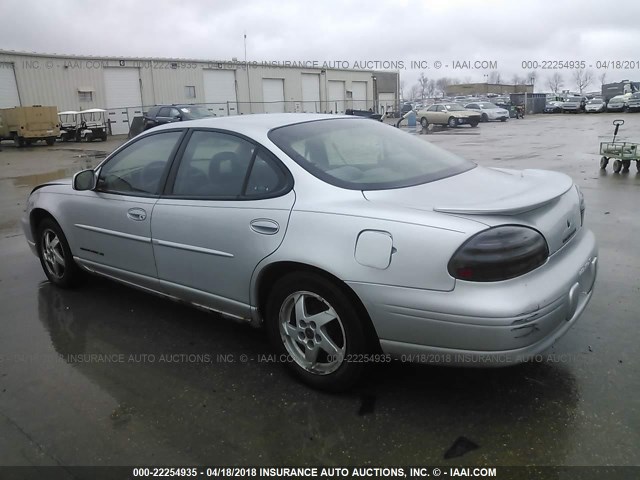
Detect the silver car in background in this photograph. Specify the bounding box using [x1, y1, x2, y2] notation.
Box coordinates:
[464, 102, 510, 122]
[23, 114, 598, 391]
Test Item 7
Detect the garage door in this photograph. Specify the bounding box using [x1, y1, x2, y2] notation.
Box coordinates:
[301, 74, 320, 113]
[352, 81, 367, 110]
[203, 70, 237, 116]
[104, 68, 143, 135]
[328, 81, 345, 114]
[262, 78, 285, 113]
[0, 63, 20, 108]
[378, 92, 396, 115]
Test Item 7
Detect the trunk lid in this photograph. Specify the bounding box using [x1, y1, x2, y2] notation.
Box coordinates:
[363, 166, 582, 255]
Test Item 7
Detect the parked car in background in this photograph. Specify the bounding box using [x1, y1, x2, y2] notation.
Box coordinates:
[606, 94, 631, 112]
[544, 101, 564, 113]
[626, 93, 640, 112]
[464, 102, 509, 122]
[21, 114, 598, 391]
[143, 104, 214, 130]
[562, 97, 586, 113]
[416, 103, 481, 128]
[585, 98, 606, 113]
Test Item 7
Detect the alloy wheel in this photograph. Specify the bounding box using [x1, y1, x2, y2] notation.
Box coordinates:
[278, 291, 346, 375]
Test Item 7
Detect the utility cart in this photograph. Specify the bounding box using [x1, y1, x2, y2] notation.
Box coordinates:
[599, 119, 640, 173]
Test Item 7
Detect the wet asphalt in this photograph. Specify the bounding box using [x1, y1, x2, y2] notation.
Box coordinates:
[0, 114, 638, 468]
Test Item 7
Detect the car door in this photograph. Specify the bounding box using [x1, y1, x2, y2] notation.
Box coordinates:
[151, 129, 295, 319]
[66, 129, 185, 291]
[425, 105, 439, 124]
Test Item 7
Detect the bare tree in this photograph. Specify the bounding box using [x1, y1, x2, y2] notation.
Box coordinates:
[573, 69, 593, 94]
[487, 71, 502, 84]
[599, 71, 607, 85]
[435, 77, 452, 96]
[417, 73, 429, 101]
[409, 84, 421, 101]
[547, 72, 564, 93]
[426, 79, 436, 98]
[526, 71, 537, 88]
[463, 76, 472, 84]
[511, 74, 522, 85]
[400, 80, 406, 100]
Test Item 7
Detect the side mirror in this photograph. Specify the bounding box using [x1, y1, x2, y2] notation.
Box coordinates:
[174, 115, 182, 120]
[73, 169, 97, 191]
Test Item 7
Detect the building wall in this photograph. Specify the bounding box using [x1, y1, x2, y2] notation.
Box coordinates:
[445, 83, 534, 96]
[0, 51, 397, 116]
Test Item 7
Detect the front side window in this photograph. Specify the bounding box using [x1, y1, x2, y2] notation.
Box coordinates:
[97, 131, 183, 195]
[269, 118, 474, 190]
[158, 107, 172, 117]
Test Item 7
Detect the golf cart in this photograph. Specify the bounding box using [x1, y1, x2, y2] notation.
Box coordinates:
[58, 111, 81, 142]
[78, 108, 108, 142]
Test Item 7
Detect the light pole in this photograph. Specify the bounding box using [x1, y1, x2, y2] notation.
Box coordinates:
[244, 33, 252, 114]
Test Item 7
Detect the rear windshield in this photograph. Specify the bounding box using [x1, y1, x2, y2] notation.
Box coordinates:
[268, 118, 474, 190]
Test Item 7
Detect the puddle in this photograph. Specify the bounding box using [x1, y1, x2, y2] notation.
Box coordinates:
[11, 169, 76, 188]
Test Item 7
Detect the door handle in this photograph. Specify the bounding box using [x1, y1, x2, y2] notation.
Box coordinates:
[127, 208, 147, 221]
[250, 219, 279, 235]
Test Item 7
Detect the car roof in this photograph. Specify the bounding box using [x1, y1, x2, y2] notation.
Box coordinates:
[147, 113, 354, 136]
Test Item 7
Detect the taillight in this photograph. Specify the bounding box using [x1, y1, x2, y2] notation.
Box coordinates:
[448, 226, 549, 282]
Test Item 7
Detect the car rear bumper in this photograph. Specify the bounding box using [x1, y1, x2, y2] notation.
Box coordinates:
[348, 228, 597, 366]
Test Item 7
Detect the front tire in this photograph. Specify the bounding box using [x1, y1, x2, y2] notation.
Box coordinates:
[265, 272, 369, 391]
[36, 218, 80, 288]
[481, 113, 488, 123]
[447, 116, 457, 128]
[46, 137, 55, 146]
[600, 157, 609, 169]
[420, 117, 429, 128]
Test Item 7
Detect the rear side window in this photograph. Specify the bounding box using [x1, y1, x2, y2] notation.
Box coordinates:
[244, 149, 288, 197]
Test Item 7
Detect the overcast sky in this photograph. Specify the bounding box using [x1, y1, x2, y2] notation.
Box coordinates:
[2, 0, 640, 93]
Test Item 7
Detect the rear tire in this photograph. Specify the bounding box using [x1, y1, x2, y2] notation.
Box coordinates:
[36, 218, 80, 288]
[600, 157, 609, 169]
[420, 117, 429, 128]
[481, 113, 488, 123]
[622, 160, 631, 171]
[13, 135, 25, 147]
[46, 137, 55, 146]
[613, 159, 623, 173]
[265, 272, 370, 392]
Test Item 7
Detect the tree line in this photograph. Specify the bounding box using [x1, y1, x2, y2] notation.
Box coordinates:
[403, 69, 607, 101]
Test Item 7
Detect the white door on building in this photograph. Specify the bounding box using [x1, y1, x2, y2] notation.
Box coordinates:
[262, 78, 285, 113]
[104, 68, 143, 135]
[301, 74, 320, 113]
[203, 70, 238, 116]
[0, 63, 21, 108]
[328, 81, 345, 113]
[352, 81, 367, 110]
[378, 92, 396, 115]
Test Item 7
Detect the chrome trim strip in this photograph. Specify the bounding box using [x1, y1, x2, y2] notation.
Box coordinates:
[75, 224, 151, 243]
[152, 238, 234, 258]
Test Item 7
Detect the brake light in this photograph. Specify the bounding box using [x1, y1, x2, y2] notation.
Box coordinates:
[448, 226, 549, 282]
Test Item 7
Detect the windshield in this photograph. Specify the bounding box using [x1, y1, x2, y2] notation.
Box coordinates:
[180, 106, 214, 119]
[478, 102, 498, 109]
[609, 97, 623, 103]
[442, 104, 466, 111]
[588, 99, 603, 104]
[565, 98, 581, 103]
[268, 118, 474, 190]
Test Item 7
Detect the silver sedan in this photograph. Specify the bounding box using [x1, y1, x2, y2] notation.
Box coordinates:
[22, 114, 598, 391]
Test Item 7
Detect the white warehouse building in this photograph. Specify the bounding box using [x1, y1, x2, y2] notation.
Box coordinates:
[0, 50, 400, 135]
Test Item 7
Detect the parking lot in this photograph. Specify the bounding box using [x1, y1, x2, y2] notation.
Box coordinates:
[0, 113, 638, 467]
